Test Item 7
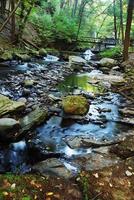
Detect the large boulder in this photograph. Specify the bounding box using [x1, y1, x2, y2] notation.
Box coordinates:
[0, 95, 25, 117]
[32, 158, 73, 178]
[110, 135, 134, 159]
[64, 135, 117, 149]
[69, 56, 87, 70]
[62, 95, 89, 115]
[0, 118, 20, 142]
[88, 73, 125, 85]
[39, 48, 47, 57]
[20, 107, 48, 134]
[100, 58, 117, 67]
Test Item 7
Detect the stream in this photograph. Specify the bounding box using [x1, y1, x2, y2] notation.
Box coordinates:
[0, 52, 133, 175]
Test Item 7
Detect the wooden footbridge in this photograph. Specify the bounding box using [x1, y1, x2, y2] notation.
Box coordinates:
[76, 37, 118, 52]
[74, 37, 134, 52]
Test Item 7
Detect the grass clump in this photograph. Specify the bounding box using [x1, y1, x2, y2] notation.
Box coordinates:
[100, 46, 122, 58]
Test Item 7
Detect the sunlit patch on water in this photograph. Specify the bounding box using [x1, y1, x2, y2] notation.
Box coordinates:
[58, 71, 105, 95]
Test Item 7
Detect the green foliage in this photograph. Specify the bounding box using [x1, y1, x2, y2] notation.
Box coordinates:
[77, 172, 90, 200]
[53, 12, 77, 42]
[19, 0, 132, 50]
[100, 46, 122, 58]
[29, 7, 77, 46]
[22, 196, 31, 200]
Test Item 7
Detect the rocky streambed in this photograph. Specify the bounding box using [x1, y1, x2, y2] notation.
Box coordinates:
[0, 54, 134, 199]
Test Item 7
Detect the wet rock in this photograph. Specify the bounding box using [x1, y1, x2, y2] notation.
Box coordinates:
[48, 94, 61, 101]
[100, 58, 117, 67]
[100, 108, 112, 113]
[27, 63, 36, 68]
[64, 135, 117, 149]
[0, 62, 10, 67]
[27, 97, 34, 102]
[22, 88, 31, 96]
[15, 53, 31, 61]
[17, 98, 27, 104]
[88, 73, 125, 84]
[112, 66, 120, 71]
[48, 107, 62, 114]
[0, 95, 25, 117]
[20, 107, 48, 134]
[0, 118, 20, 141]
[69, 56, 87, 70]
[74, 152, 119, 171]
[62, 95, 89, 115]
[27, 138, 61, 163]
[24, 79, 35, 87]
[32, 158, 73, 178]
[110, 135, 134, 159]
[119, 107, 134, 117]
[116, 118, 134, 126]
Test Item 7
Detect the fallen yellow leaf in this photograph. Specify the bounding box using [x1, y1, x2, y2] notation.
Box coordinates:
[46, 192, 54, 196]
[3, 191, 8, 196]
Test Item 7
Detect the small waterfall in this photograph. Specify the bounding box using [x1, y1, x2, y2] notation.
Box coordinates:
[44, 55, 59, 62]
[84, 49, 94, 61]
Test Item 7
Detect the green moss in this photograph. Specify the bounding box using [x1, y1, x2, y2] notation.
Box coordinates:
[45, 48, 60, 56]
[39, 48, 47, 56]
[0, 51, 13, 60]
[22, 196, 31, 200]
[100, 46, 122, 58]
[62, 95, 89, 115]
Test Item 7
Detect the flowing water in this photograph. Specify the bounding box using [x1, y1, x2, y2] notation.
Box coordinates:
[0, 55, 132, 174]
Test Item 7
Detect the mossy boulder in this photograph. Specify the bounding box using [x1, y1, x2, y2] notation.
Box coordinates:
[62, 95, 89, 115]
[100, 58, 117, 67]
[24, 79, 35, 87]
[0, 51, 13, 60]
[0, 95, 25, 117]
[20, 107, 48, 134]
[69, 56, 87, 70]
[39, 48, 47, 57]
[14, 53, 31, 61]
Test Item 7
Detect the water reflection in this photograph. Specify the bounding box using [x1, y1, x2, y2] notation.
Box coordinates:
[58, 73, 105, 95]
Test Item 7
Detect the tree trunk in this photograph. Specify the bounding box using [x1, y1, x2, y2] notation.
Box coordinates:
[0, 0, 20, 33]
[60, 0, 65, 9]
[119, 0, 124, 43]
[11, 0, 16, 42]
[123, 0, 134, 61]
[0, 0, 7, 16]
[72, 0, 78, 17]
[113, 0, 117, 43]
[76, 0, 87, 40]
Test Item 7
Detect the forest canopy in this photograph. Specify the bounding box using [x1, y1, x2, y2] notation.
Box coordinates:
[0, 0, 134, 59]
